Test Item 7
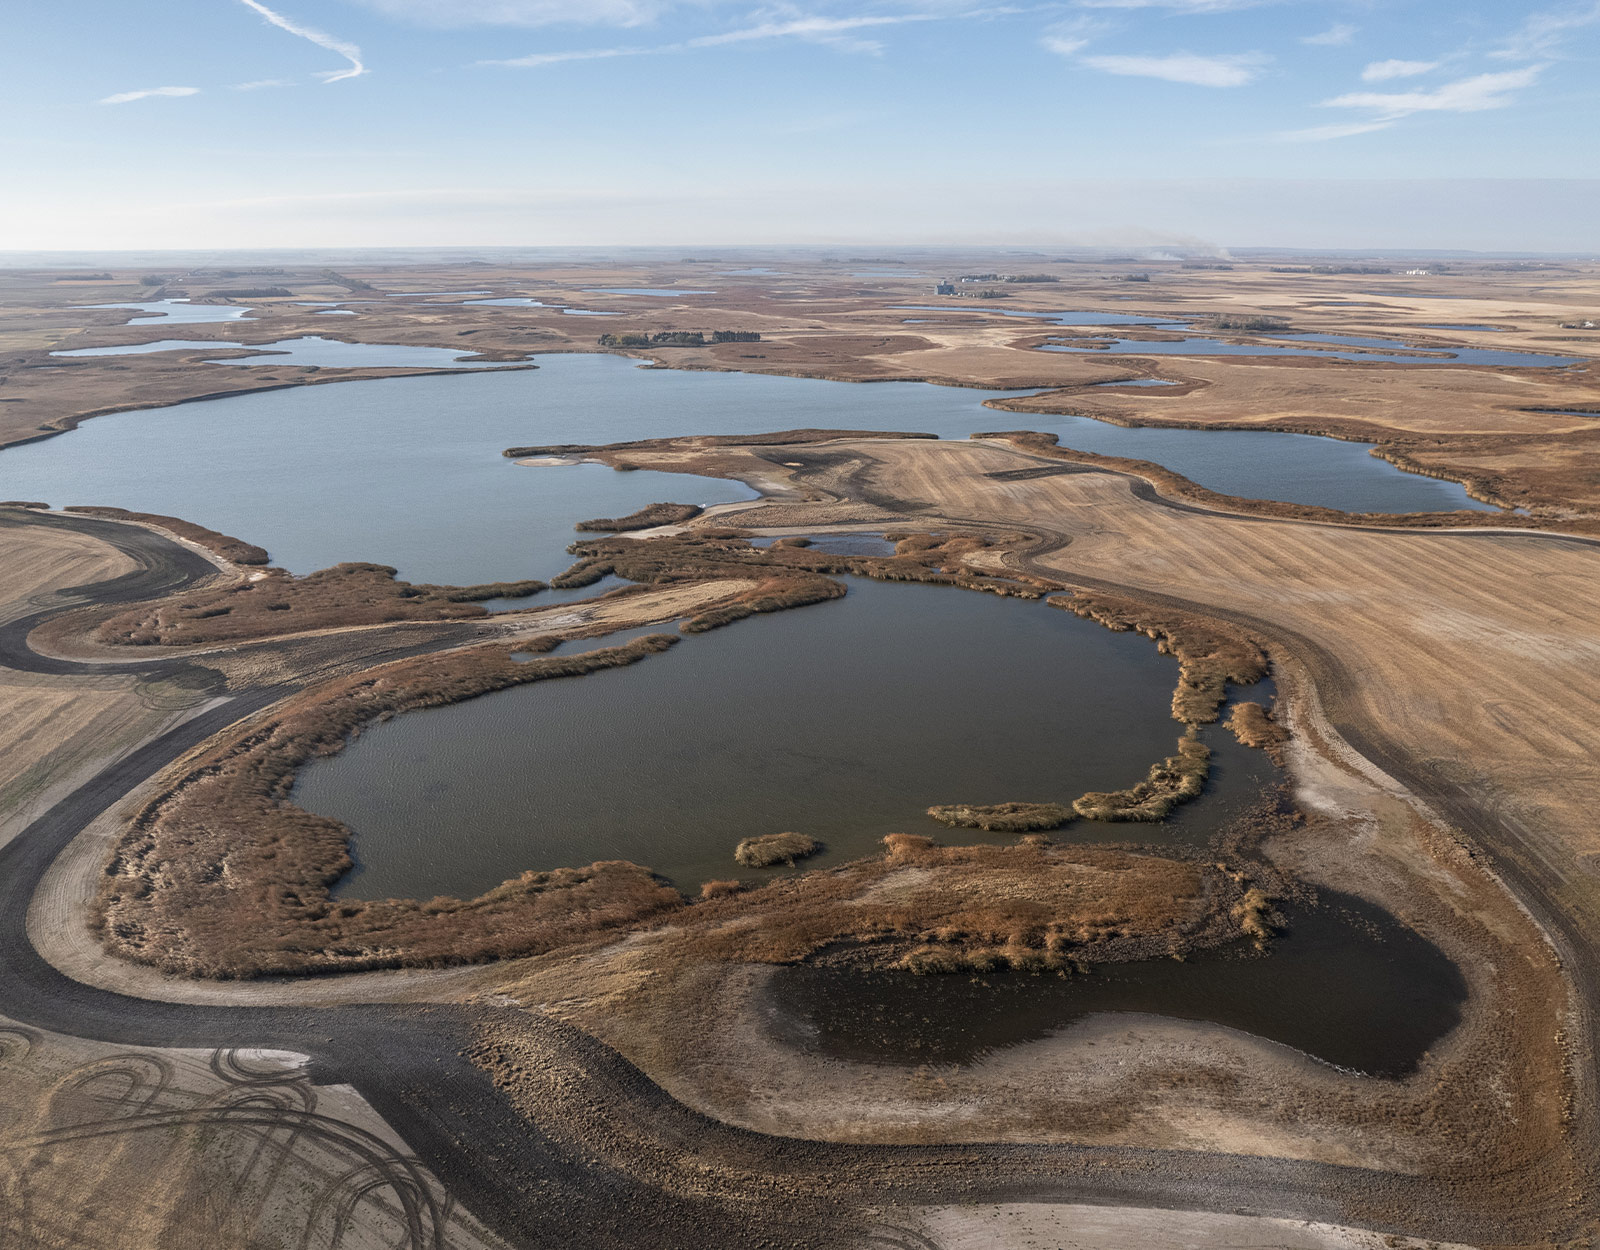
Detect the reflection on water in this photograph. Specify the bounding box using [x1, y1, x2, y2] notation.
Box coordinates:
[0, 353, 1499, 590]
[765, 889, 1465, 1076]
[50, 335, 524, 370]
[295, 580, 1216, 898]
[78, 298, 253, 325]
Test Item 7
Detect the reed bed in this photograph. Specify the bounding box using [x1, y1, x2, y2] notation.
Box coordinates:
[94, 562, 546, 646]
[94, 634, 684, 977]
[575, 502, 703, 532]
[733, 832, 820, 868]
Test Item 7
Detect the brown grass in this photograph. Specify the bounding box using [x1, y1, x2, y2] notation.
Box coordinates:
[504, 428, 938, 458]
[550, 530, 1057, 636]
[670, 834, 1244, 974]
[62, 506, 270, 564]
[1073, 731, 1211, 822]
[575, 502, 703, 532]
[733, 832, 820, 868]
[1227, 701, 1290, 761]
[93, 634, 685, 977]
[925, 802, 1074, 832]
[94, 562, 545, 646]
[1048, 590, 1268, 724]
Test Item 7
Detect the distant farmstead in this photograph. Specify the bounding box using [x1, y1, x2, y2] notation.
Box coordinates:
[934, 280, 955, 295]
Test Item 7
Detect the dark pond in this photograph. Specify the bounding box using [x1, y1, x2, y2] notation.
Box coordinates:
[1421, 324, 1504, 332]
[764, 888, 1466, 1077]
[294, 580, 1213, 899]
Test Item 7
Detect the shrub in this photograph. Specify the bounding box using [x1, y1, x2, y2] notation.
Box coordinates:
[734, 833, 820, 868]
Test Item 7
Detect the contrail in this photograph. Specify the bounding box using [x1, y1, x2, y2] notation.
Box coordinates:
[237, 0, 367, 83]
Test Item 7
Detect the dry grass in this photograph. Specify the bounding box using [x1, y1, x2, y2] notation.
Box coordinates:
[733, 832, 820, 868]
[94, 634, 686, 977]
[504, 428, 938, 459]
[550, 530, 1056, 637]
[1227, 701, 1290, 761]
[1073, 732, 1211, 823]
[925, 802, 1074, 832]
[94, 562, 545, 645]
[668, 834, 1241, 974]
[1048, 590, 1268, 725]
[575, 502, 703, 532]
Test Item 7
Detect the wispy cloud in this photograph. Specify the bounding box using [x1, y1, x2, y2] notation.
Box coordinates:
[1073, 0, 1266, 10]
[1273, 120, 1393, 142]
[237, 0, 367, 82]
[489, 44, 654, 67]
[233, 78, 297, 90]
[1079, 51, 1269, 86]
[1361, 58, 1438, 82]
[1492, 1, 1600, 59]
[351, 0, 663, 27]
[1039, 15, 1107, 57]
[98, 86, 201, 105]
[691, 14, 935, 53]
[1323, 65, 1545, 119]
[485, 9, 965, 66]
[1301, 23, 1356, 47]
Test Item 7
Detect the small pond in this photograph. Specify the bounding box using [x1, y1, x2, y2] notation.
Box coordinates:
[50, 336, 524, 370]
[293, 579, 1248, 899]
[764, 888, 1465, 1077]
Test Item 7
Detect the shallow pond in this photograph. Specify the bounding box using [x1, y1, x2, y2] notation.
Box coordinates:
[893, 305, 1184, 327]
[293, 579, 1233, 898]
[1039, 333, 1578, 368]
[764, 888, 1465, 1076]
[0, 355, 1498, 586]
[80, 299, 253, 325]
[50, 335, 521, 370]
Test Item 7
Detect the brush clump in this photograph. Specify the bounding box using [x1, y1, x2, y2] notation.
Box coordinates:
[734, 832, 820, 868]
[925, 801, 1074, 832]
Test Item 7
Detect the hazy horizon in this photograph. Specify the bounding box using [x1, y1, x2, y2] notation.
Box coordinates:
[6, 1, 1597, 252]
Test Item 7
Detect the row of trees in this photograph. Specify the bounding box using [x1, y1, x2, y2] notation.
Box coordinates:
[598, 330, 762, 348]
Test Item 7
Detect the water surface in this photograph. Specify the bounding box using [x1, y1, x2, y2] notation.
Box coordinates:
[765, 889, 1464, 1077]
[50, 336, 522, 370]
[0, 354, 1498, 584]
[294, 580, 1193, 898]
[79, 299, 253, 325]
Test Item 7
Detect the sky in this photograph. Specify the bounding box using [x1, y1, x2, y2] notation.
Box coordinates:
[2, 0, 1597, 252]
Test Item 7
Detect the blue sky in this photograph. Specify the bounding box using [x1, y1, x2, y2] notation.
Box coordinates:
[3, 0, 1596, 251]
